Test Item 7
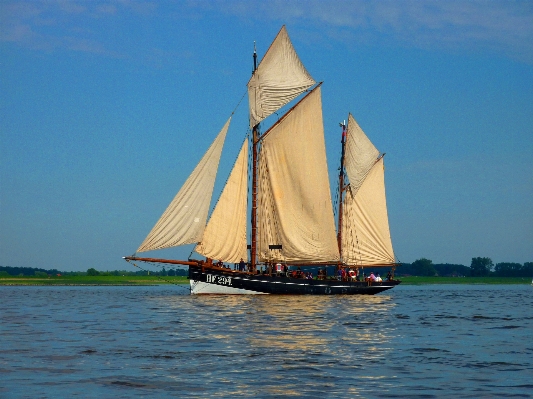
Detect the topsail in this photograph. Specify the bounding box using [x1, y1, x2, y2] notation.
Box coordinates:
[248, 26, 315, 128]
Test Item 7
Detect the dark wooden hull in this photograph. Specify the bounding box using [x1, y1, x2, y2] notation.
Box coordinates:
[189, 264, 400, 295]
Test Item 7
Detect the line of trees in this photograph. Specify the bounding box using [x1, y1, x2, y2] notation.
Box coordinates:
[0, 265, 62, 277]
[398, 258, 533, 277]
[0, 266, 188, 277]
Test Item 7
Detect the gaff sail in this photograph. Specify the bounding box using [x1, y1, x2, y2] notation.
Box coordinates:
[257, 87, 340, 263]
[341, 116, 395, 265]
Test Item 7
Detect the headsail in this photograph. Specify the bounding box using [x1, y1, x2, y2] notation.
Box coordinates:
[341, 116, 395, 265]
[195, 139, 249, 263]
[136, 118, 231, 253]
[248, 26, 315, 128]
[257, 87, 340, 263]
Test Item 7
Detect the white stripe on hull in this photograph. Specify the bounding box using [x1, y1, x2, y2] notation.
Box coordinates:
[190, 280, 269, 295]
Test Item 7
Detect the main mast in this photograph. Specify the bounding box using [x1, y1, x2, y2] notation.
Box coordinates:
[250, 42, 258, 272]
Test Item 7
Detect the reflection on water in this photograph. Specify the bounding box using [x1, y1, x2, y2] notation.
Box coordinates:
[1, 285, 532, 398]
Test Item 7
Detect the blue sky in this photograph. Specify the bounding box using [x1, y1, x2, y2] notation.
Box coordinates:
[1, 0, 532, 272]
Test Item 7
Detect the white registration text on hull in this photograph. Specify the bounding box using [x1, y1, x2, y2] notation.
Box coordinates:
[206, 274, 232, 286]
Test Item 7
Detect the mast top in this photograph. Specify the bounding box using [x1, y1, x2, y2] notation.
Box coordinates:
[253, 41, 257, 72]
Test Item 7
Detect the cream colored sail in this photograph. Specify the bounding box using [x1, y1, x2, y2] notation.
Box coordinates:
[341, 157, 395, 265]
[137, 118, 231, 253]
[195, 140, 248, 263]
[248, 26, 315, 128]
[344, 113, 380, 194]
[257, 87, 339, 263]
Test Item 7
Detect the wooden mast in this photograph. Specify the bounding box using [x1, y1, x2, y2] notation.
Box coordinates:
[337, 121, 347, 259]
[250, 42, 258, 273]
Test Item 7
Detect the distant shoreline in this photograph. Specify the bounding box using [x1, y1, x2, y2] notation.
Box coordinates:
[0, 275, 189, 286]
[0, 276, 530, 286]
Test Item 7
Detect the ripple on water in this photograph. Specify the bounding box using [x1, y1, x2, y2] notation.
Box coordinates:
[0, 285, 532, 398]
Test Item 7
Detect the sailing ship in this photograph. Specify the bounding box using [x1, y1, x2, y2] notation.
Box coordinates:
[124, 26, 400, 294]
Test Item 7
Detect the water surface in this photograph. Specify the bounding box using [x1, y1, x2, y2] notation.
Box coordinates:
[1, 284, 532, 398]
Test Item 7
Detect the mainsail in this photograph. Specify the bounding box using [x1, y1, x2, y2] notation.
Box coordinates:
[257, 87, 340, 263]
[136, 118, 231, 253]
[195, 140, 249, 263]
[248, 26, 315, 128]
[341, 116, 395, 265]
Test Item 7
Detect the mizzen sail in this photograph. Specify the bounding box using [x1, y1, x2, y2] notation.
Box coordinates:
[248, 26, 315, 128]
[257, 87, 339, 263]
[341, 157, 395, 265]
[195, 139, 249, 263]
[136, 118, 231, 253]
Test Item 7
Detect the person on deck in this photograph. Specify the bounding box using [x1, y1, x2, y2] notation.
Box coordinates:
[239, 258, 245, 272]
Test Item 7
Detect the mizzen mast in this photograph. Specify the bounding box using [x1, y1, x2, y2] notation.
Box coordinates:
[337, 121, 347, 256]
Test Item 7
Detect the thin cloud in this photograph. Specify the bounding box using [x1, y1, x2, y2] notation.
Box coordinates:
[216, 0, 533, 63]
[0, 0, 154, 56]
[1, 0, 532, 63]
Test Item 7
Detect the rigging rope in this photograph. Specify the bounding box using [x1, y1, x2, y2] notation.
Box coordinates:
[232, 89, 248, 116]
[125, 259, 191, 293]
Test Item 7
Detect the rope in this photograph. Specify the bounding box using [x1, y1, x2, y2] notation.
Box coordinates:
[231, 89, 247, 116]
[125, 259, 191, 293]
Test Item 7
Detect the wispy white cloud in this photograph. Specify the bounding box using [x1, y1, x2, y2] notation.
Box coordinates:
[216, 0, 533, 63]
[0, 0, 155, 56]
[1, 0, 532, 63]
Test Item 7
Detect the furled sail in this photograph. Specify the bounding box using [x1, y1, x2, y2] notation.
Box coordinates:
[195, 139, 248, 263]
[344, 113, 380, 194]
[341, 157, 395, 265]
[257, 87, 340, 263]
[136, 118, 231, 253]
[248, 25, 315, 128]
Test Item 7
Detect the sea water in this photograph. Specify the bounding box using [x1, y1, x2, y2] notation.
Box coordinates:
[0, 284, 532, 398]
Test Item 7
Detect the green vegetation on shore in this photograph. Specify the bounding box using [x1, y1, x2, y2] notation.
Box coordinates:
[399, 276, 530, 285]
[0, 275, 189, 286]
